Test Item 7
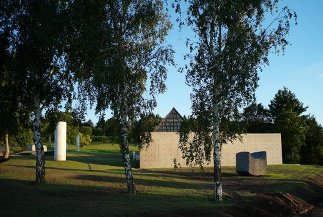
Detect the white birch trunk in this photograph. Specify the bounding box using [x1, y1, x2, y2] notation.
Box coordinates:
[32, 94, 45, 183]
[213, 92, 222, 201]
[212, 7, 223, 201]
[213, 103, 222, 201]
[4, 132, 9, 159]
[120, 113, 136, 194]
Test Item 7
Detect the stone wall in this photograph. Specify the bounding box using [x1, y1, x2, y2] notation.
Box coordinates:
[139, 133, 282, 169]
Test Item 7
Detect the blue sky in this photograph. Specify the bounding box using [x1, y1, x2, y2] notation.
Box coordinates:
[154, 0, 323, 124]
[87, 0, 323, 125]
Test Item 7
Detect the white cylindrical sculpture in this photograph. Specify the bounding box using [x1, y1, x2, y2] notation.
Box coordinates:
[54, 121, 67, 161]
[76, 134, 80, 152]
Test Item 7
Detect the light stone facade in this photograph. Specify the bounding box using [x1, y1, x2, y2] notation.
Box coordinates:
[140, 132, 282, 168]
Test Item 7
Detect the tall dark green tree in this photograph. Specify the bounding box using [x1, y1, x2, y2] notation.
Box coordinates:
[243, 102, 274, 133]
[105, 117, 121, 140]
[176, 0, 296, 201]
[0, 24, 17, 159]
[0, 3, 31, 159]
[301, 116, 323, 165]
[269, 87, 307, 163]
[1, 1, 72, 183]
[132, 113, 162, 144]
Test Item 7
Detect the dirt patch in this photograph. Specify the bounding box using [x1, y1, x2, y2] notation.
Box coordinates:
[224, 173, 323, 217]
[141, 192, 322, 217]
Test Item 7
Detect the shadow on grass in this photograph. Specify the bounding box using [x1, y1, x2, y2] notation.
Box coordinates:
[1, 175, 321, 217]
[8, 155, 323, 201]
[15, 149, 124, 167]
[137, 169, 238, 182]
[6, 164, 124, 175]
[67, 153, 123, 167]
[6, 162, 321, 202]
[0, 178, 228, 217]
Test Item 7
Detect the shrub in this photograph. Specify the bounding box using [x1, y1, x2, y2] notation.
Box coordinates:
[80, 133, 92, 147]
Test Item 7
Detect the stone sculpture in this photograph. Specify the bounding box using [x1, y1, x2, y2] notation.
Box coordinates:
[236, 151, 267, 176]
[54, 121, 67, 161]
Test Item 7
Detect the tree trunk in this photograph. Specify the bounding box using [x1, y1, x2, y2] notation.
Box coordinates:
[212, 6, 223, 201]
[213, 95, 222, 201]
[4, 132, 9, 159]
[120, 113, 136, 194]
[32, 94, 45, 183]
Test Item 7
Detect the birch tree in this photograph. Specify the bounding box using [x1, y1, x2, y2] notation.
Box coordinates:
[0, 1, 72, 183]
[96, 0, 173, 194]
[176, 0, 296, 201]
[67, 0, 173, 194]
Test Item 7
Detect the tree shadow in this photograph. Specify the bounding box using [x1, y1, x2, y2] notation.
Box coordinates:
[67, 152, 123, 167]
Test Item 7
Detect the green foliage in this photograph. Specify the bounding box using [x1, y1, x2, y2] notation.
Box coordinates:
[82, 120, 94, 128]
[80, 1, 174, 194]
[242, 94, 322, 165]
[1, 1, 73, 111]
[176, 0, 296, 201]
[43, 111, 80, 146]
[105, 117, 121, 142]
[177, 0, 296, 166]
[132, 113, 162, 145]
[91, 136, 111, 144]
[243, 103, 274, 133]
[1, 1, 75, 182]
[67, 125, 79, 146]
[9, 126, 33, 148]
[269, 87, 307, 163]
[79, 133, 91, 147]
[96, 116, 106, 129]
[79, 126, 93, 136]
[300, 116, 323, 165]
[92, 127, 105, 136]
[179, 116, 212, 167]
[0, 25, 25, 139]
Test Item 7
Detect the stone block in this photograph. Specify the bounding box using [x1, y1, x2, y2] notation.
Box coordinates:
[236, 151, 267, 176]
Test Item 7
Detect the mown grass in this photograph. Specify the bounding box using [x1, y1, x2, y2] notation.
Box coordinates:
[0, 143, 322, 217]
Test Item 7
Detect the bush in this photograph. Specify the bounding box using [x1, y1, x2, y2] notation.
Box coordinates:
[91, 136, 111, 143]
[93, 127, 105, 136]
[10, 127, 33, 148]
[79, 126, 93, 136]
[80, 133, 92, 147]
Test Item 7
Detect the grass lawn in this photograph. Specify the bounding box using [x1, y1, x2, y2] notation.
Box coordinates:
[0, 143, 322, 217]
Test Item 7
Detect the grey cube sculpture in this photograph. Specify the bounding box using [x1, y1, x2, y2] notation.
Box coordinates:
[236, 151, 267, 176]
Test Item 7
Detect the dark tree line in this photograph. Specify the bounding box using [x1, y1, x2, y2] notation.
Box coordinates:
[90, 113, 162, 145]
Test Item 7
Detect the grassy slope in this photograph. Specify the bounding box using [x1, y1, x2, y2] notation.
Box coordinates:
[0, 143, 322, 217]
